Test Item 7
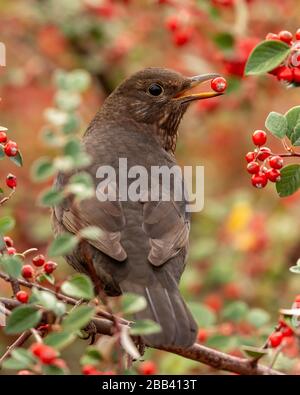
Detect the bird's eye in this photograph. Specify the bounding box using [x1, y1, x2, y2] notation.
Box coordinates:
[148, 83, 163, 96]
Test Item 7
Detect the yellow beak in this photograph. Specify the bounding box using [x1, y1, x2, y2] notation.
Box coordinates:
[175, 73, 224, 102]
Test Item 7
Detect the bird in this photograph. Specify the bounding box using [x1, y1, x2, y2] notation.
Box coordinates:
[52, 67, 223, 348]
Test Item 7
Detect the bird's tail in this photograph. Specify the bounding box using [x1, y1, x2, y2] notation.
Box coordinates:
[120, 277, 197, 348]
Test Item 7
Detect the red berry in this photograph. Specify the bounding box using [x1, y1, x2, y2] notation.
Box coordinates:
[30, 342, 45, 357]
[82, 365, 98, 375]
[267, 168, 281, 183]
[277, 66, 294, 82]
[245, 151, 256, 163]
[266, 33, 279, 41]
[269, 331, 283, 348]
[268, 65, 286, 76]
[252, 130, 267, 146]
[7, 247, 16, 255]
[4, 140, 18, 157]
[21, 265, 34, 279]
[4, 236, 14, 247]
[278, 30, 293, 45]
[204, 293, 223, 312]
[293, 68, 300, 83]
[16, 290, 29, 304]
[165, 16, 180, 32]
[6, 173, 17, 189]
[251, 173, 268, 189]
[247, 161, 260, 174]
[296, 29, 300, 41]
[44, 261, 57, 274]
[211, 77, 227, 93]
[0, 131, 7, 143]
[269, 155, 283, 169]
[295, 295, 300, 303]
[139, 361, 157, 375]
[39, 345, 58, 365]
[197, 328, 208, 343]
[52, 358, 67, 370]
[32, 254, 45, 267]
[256, 147, 271, 161]
[281, 326, 294, 337]
[172, 29, 192, 46]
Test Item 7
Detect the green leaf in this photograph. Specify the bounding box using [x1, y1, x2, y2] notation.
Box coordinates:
[55, 91, 81, 112]
[61, 274, 95, 300]
[276, 164, 300, 197]
[48, 233, 78, 257]
[5, 306, 42, 334]
[0, 255, 22, 278]
[206, 334, 236, 351]
[0, 216, 15, 233]
[246, 308, 270, 328]
[0, 145, 5, 159]
[187, 302, 216, 328]
[42, 365, 66, 375]
[222, 301, 248, 322]
[79, 226, 102, 241]
[67, 171, 94, 200]
[63, 139, 81, 159]
[130, 319, 161, 336]
[31, 288, 57, 311]
[245, 40, 291, 75]
[39, 188, 64, 207]
[289, 265, 300, 274]
[31, 157, 55, 182]
[0, 349, 38, 373]
[11, 348, 37, 367]
[10, 150, 23, 167]
[122, 293, 147, 315]
[62, 113, 80, 135]
[265, 112, 287, 139]
[290, 122, 300, 146]
[213, 32, 234, 50]
[37, 273, 55, 285]
[285, 106, 300, 139]
[44, 331, 76, 350]
[242, 346, 268, 359]
[62, 305, 95, 332]
[80, 346, 102, 366]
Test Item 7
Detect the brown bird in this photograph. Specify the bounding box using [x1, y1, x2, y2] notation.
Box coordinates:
[52, 68, 222, 348]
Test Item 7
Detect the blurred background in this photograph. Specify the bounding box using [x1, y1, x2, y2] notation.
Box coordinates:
[1, 0, 300, 374]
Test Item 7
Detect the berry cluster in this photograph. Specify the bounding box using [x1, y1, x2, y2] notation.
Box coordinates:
[21, 254, 57, 281]
[165, 16, 193, 47]
[266, 29, 300, 84]
[2, 236, 58, 303]
[245, 130, 283, 188]
[0, 130, 19, 157]
[269, 319, 294, 348]
[17, 343, 68, 375]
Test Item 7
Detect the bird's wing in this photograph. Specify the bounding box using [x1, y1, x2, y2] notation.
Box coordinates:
[142, 199, 189, 267]
[54, 178, 127, 262]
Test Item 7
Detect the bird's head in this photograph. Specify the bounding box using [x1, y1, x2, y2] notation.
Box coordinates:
[105, 67, 224, 152]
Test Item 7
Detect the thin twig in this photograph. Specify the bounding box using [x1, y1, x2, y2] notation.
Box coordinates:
[0, 330, 32, 367]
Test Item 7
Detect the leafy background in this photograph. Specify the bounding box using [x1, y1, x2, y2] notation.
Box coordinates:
[1, 0, 300, 374]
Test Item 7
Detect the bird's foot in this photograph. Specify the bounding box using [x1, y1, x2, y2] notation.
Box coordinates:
[81, 321, 98, 344]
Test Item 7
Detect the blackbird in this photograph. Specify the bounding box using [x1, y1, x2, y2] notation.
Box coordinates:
[52, 68, 222, 348]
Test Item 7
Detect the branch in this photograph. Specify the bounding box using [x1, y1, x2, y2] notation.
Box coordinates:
[0, 297, 283, 375]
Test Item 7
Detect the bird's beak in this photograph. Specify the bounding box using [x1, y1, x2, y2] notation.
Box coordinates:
[174, 73, 224, 102]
